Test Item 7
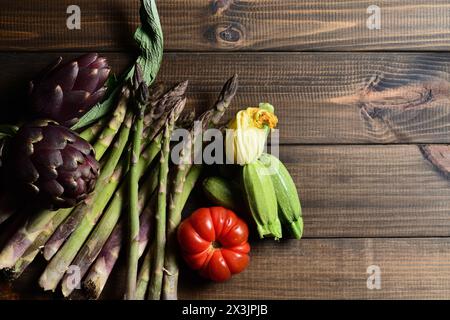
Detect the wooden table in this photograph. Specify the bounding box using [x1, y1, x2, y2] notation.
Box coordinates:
[2, 0, 450, 300]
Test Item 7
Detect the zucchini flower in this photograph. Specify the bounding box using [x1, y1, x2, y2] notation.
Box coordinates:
[226, 103, 278, 165]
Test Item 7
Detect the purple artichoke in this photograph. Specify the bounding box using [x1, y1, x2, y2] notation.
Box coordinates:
[5, 120, 100, 210]
[29, 53, 110, 127]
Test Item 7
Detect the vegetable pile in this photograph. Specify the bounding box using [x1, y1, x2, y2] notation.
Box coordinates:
[0, 0, 303, 300]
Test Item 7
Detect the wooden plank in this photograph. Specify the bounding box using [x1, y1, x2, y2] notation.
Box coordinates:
[3, 52, 450, 143]
[177, 238, 450, 300]
[5, 238, 450, 299]
[2, 1, 450, 51]
[281, 144, 450, 238]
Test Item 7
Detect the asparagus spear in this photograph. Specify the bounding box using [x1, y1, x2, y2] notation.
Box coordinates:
[2, 208, 72, 280]
[80, 90, 187, 299]
[0, 90, 131, 270]
[143, 81, 188, 143]
[126, 65, 149, 300]
[148, 107, 178, 300]
[91, 86, 129, 159]
[79, 117, 107, 143]
[135, 243, 154, 300]
[162, 165, 204, 300]
[161, 75, 238, 300]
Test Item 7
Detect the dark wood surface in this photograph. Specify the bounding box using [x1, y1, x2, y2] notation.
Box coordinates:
[2, 0, 450, 300]
[5, 52, 450, 144]
[2, 0, 450, 51]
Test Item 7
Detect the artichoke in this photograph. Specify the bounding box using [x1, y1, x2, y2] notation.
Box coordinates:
[5, 120, 100, 210]
[29, 53, 110, 127]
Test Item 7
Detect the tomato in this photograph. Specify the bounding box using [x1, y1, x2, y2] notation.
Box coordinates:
[177, 207, 250, 282]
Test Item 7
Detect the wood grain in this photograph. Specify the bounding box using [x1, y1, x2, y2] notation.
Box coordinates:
[281, 144, 450, 238]
[2, 1, 450, 51]
[3, 52, 450, 143]
[177, 238, 450, 300]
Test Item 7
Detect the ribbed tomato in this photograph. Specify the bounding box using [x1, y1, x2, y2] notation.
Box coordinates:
[177, 207, 250, 282]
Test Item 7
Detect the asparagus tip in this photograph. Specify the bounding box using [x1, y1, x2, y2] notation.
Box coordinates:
[222, 74, 239, 101]
[175, 80, 189, 94]
[172, 97, 188, 123]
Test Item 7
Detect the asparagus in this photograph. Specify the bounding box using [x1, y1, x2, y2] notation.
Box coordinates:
[44, 82, 187, 260]
[161, 148, 190, 300]
[0, 207, 72, 269]
[2, 208, 72, 280]
[91, 86, 129, 159]
[209, 74, 238, 127]
[148, 106, 178, 300]
[162, 165, 203, 300]
[80, 90, 188, 298]
[79, 117, 107, 143]
[0, 90, 131, 270]
[126, 65, 149, 299]
[82, 180, 158, 299]
[143, 81, 188, 142]
[39, 98, 187, 292]
[82, 163, 200, 300]
[135, 243, 154, 300]
[60, 161, 159, 297]
[161, 75, 238, 300]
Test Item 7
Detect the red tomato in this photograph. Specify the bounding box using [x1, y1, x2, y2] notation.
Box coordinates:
[177, 207, 250, 282]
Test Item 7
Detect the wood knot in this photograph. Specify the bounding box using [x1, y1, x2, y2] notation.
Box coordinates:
[204, 23, 245, 49]
[420, 145, 450, 180]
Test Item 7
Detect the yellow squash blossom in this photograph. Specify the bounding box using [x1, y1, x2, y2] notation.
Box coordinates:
[226, 103, 278, 165]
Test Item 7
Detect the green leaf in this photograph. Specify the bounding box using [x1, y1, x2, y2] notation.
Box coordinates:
[134, 0, 164, 86]
[72, 0, 163, 131]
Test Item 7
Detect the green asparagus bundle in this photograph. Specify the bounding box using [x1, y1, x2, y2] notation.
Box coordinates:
[38, 102, 182, 292]
[148, 102, 180, 300]
[126, 64, 149, 299]
[2, 209, 72, 280]
[161, 75, 238, 300]
[60, 161, 160, 297]
[80, 83, 188, 299]
[83, 189, 157, 299]
[137, 165, 203, 300]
